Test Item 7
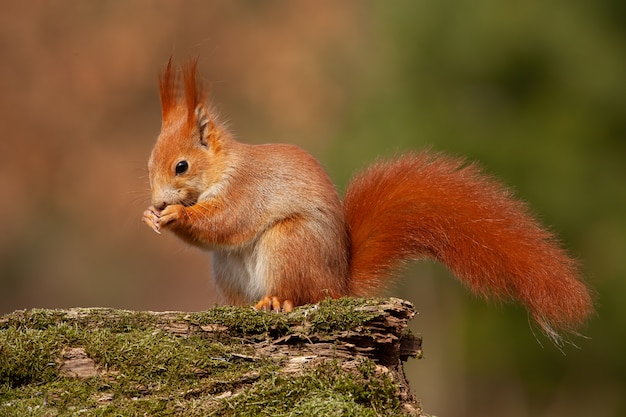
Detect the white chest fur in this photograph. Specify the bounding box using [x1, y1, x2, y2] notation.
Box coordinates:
[211, 245, 269, 304]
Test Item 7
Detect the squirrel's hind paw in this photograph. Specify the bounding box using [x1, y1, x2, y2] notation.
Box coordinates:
[254, 296, 294, 313]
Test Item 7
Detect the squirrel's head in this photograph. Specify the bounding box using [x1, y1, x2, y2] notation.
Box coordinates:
[148, 58, 227, 210]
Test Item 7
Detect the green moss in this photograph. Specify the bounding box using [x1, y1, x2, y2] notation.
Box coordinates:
[0, 309, 70, 331]
[0, 322, 270, 416]
[307, 297, 380, 333]
[77, 309, 160, 333]
[0, 327, 60, 386]
[215, 359, 403, 416]
[189, 305, 292, 336]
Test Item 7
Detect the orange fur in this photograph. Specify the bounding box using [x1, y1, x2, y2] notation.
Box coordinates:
[144, 59, 593, 341]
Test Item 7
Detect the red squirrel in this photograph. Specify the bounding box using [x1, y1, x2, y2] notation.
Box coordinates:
[143, 59, 592, 341]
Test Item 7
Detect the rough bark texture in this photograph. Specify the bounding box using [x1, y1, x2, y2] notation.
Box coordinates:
[0, 298, 425, 416]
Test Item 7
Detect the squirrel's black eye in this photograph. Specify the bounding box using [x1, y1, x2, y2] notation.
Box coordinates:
[175, 160, 189, 175]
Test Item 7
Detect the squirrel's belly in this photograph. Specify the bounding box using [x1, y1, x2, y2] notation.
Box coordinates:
[211, 248, 267, 303]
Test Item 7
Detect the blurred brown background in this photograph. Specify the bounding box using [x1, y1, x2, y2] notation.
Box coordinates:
[1, 1, 625, 416]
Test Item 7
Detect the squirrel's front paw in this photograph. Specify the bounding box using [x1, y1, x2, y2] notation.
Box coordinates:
[142, 206, 162, 234]
[142, 205, 184, 234]
[156, 204, 184, 230]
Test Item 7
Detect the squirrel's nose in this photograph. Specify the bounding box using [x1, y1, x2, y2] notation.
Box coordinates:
[153, 201, 168, 211]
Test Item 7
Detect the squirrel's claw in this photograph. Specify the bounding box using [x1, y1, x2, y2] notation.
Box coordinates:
[254, 296, 294, 313]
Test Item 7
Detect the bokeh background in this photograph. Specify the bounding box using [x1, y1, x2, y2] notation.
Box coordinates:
[1, 1, 624, 416]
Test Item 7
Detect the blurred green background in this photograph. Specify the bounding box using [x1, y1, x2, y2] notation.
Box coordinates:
[0, 1, 624, 416]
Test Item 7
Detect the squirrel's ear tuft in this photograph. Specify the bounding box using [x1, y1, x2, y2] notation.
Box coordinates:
[183, 58, 206, 128]
[158, 57, 178, 120]
[158, 57, 207, 125]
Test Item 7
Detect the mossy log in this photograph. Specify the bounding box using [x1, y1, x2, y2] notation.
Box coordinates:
[0, 297, 425, 416]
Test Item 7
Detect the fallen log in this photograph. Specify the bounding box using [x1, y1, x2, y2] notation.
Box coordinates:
[0, 297, 424, 416]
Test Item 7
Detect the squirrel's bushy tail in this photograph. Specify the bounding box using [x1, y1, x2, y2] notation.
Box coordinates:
[344, 151, 592, 338]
